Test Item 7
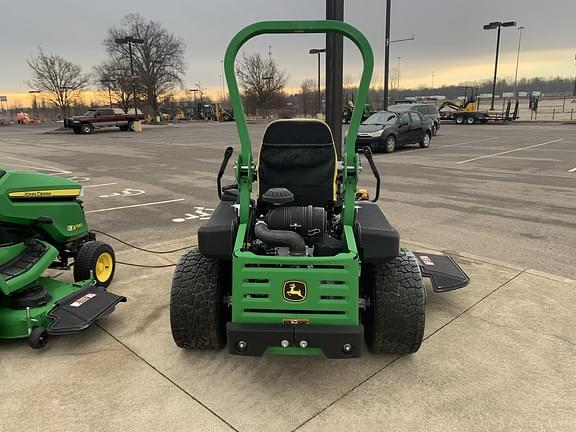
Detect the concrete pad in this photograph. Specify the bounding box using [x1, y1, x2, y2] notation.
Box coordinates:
[0, 326, 233, 432]
[299, 271, 576, 432]
[2, 236, 573, 432]
[95, 238, 520, 431]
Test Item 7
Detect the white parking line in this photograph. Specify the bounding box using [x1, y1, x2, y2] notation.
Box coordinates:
[429, 136, 500, 151]
[83, 183, 118, 188]
[7, 156, 71, 174]
[569, 168, 576, 173]
[457, 139, 564, 164]
[85, 198, 185, 214]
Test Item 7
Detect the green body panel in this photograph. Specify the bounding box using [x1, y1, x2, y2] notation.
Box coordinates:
[233, 226, 360, 326]
[0, 277, 94, 339]
[224, 21, 373, 355]
[0, 240, 58, 295]
[0, 167, 89, 243]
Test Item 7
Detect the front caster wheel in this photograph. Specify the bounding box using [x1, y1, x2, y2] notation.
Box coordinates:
[29, 327, 49, 349]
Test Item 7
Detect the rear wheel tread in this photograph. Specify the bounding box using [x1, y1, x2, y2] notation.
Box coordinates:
[363, 251, 426, 354]
[170, 249, 228, 350]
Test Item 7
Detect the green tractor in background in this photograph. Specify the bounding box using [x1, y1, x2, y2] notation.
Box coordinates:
[0, 168, 125, 348]
[342, 92, 374, 124]
[170, 20, 469, 358]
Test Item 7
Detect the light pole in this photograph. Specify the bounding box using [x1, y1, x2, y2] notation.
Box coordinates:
[431, 71, 435, 89]
[220, 60, 226, 102]
[396, 57, 402, 94]
[101, 79, 114, 107]
[115, 36, 144, 114]
[188, 88, 199, 119]
[513, 26, 526, 97]
[383, 0, 392, 110]
[573, 53, 576, 97]
[483, 21, 516, 110]
[28, 90, 40, 119]
[262, 75, 273, 118]
[309, 48, 326, 115]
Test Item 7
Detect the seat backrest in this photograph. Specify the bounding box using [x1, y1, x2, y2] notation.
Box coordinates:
[258, 120, 337, 207]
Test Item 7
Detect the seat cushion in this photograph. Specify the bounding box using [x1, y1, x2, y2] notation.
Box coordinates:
[258, 120, 337, 207]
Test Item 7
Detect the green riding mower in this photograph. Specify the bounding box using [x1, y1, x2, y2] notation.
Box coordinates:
[0, 168, 125, 348]
[170, 21, 469, 358]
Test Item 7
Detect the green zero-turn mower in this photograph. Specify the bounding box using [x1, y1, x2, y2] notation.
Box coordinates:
[170, 20, 469, 358]
[0, 168, 125, 348]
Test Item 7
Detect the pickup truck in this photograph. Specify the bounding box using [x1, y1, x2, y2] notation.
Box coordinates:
[64, 108, 145, 134]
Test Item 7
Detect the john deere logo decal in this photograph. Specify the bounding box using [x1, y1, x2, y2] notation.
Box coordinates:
[283, 281, 307, 302]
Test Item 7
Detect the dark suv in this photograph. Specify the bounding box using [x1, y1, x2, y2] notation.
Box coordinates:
[387, 103, 440, 136]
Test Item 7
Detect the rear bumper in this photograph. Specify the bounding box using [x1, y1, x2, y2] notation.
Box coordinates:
[227, 322, 364, 359]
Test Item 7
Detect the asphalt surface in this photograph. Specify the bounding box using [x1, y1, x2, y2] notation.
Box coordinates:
[0, 121, 575, 278]
[1, 121, 576, 431]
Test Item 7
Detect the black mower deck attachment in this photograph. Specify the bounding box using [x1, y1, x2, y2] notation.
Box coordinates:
[47, 286, 126, 335]
[414, 252, 470, 292]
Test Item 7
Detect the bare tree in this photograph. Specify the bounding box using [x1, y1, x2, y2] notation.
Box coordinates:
[104, 14, 186, 117]
[93, 59, 133, 112]
[236, 53, 288, 114]
[26, 48, 89, 118]
[300, 78, 315, 116]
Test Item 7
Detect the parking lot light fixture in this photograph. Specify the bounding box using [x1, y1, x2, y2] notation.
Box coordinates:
[115, 36, 144, 115]
[483, 21, 517, 110]
[513, 26, 526, 97]
[309, 48, 326, 115]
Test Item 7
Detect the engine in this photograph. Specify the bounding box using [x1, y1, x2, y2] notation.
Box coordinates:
[250, 188, 342, 257]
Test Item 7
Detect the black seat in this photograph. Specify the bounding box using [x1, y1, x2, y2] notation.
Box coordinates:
[258, 120, 337, 207]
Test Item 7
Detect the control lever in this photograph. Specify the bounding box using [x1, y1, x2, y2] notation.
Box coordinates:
[362, 146, 381, 203]
[217, 147, 234, 199]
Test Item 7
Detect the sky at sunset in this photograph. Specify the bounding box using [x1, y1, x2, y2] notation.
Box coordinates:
[1, 0, 574, 107]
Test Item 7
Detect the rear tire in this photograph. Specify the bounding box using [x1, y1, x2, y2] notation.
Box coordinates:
[419, 132, 431, 148]
[383, 135, 396, 153]
[170, 249, 230, 350]
[362, 250, 426, 354]
[432, 122, 438, 136]
[466, 116, 476, 125]
[455, 115, 464, 125]
[74, 241, 116, 288]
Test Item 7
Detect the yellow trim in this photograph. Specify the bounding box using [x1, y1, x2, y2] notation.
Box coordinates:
[95, 252, 114, 283]
[257, 119, 338, 201]
[8, 188, 81, 199]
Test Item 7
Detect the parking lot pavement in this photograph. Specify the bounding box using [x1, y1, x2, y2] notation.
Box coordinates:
[1, 122, 575, 430]
[1, 236, 574, 432]
[1, 121, 575, 277]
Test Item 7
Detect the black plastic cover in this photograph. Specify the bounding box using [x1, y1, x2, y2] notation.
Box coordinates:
[0, 240, 47, 281]
[47, 286, 126, 334]
[414, 252, 470, 292]
[261, 187, 294, 205]
[198, 201, 238, 259]
[354, 202, 400, 261]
